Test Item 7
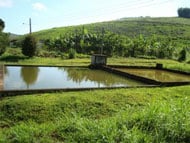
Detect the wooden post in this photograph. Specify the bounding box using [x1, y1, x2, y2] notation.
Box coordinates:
[29, 18, 32, 34]
[0, 65, 4, 90]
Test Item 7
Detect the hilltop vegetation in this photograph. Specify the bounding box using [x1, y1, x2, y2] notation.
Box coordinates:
[30, 17, 190, 60]
[33, 17, 190, 41]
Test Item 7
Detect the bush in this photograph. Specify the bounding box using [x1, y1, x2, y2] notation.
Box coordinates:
[68, 48, 76, 59]
[36, 50, 59, 58]
[5, 47, 23, 56]
[22, 35, 37, 57]
[178, 48, 186, 62]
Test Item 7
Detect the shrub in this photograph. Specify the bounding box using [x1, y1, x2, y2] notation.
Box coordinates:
[5, 47, 23, 56]
[178, 48, 186, 62]
[68, 48, 76, 59]
[36, 50, 59, 58]
[22, 35, 37, 57]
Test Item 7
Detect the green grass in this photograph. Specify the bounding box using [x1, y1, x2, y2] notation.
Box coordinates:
[108, 57, 190, 72]
[30, 17, 190, 47]
[1, 55, 190, 72]
[0, 48, 91, 66]
[0, 56, 90, 66]
[0, 86, 190, 142]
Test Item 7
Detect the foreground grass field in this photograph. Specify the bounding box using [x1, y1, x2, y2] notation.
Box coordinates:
[0, 86, 190, 142]
[0, 57, 190, 142]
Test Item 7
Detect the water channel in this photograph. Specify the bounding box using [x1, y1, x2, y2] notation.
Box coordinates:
[3, 66, 146, 90]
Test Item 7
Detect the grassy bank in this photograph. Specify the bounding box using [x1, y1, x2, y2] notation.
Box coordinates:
[0, 86, 190, 142]
[1, 55, 190, 72]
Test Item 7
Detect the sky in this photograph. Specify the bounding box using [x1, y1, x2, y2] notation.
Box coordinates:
[0, 0, 190, 35]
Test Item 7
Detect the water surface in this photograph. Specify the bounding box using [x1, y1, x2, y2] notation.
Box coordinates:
[116, 68, 190, 82]
[3, 66, 145, 90]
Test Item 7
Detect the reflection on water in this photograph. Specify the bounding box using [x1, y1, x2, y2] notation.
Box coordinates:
[61, 68, 142, 87]
[116, 68, 190, 82]
[3, 66, 145, 90]
[21, 67, 40, 89]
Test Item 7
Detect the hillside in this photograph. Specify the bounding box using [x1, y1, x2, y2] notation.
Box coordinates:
[8, 33, 21, 40]
[33, 17, 190, 45]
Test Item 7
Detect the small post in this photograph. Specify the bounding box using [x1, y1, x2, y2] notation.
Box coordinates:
[101, 28, 105, 55]
[29, 18, 32, 34]
[156, 63, 163, 69]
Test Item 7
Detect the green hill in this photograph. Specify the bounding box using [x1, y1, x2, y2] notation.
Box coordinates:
[33, 17, 190, 45]
[8, 17, 187, 60]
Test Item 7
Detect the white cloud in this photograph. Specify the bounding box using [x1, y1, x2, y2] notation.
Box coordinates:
[32, 2, 47, 11]
[0, 0, 13, 7]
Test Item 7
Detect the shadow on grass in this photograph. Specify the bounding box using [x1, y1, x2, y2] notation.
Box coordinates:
[0, 55, 29, 62]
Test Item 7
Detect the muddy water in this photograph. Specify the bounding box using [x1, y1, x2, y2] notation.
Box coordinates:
[116, 68, 190, 82]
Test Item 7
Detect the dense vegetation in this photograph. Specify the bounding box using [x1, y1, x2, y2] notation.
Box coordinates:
[41, 29, 176, 59]
[10, 17, 190, 61]
[178, 7, 190, 18]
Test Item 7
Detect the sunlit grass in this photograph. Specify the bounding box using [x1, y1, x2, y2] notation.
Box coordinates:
[0, 56, 90, 66]
[1, 56, 190, 72]
[108, 58, 190, 72]
[0, 86, 190, 142]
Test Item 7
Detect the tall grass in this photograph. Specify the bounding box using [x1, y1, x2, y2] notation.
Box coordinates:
[0, 86, 190, 142]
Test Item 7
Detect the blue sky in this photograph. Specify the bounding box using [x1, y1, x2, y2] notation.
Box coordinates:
[0, 0, 189, 34]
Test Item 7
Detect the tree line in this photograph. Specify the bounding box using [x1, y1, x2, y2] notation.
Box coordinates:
[41, 27, 178, 59]
[178, 7, 190, 18]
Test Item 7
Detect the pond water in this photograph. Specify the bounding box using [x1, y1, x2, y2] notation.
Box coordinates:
[116, 68, 190, 82]
[2, 66, 146, 90]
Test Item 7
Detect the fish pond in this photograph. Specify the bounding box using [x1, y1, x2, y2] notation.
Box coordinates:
[115, 68, 190, 82]
[2, 66, 146, 90]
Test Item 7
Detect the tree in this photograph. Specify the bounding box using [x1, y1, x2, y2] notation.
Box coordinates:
[178, 8, 190, 18]
[22, 35, 37, 57]
[0, 18, 5, 31]
[178, 48, 186, 62]
[0, 18, 8, 56]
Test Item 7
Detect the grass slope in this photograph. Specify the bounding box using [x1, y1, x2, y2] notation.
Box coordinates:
[33, 17, 190, 46]
[0, 86, 190, 142]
